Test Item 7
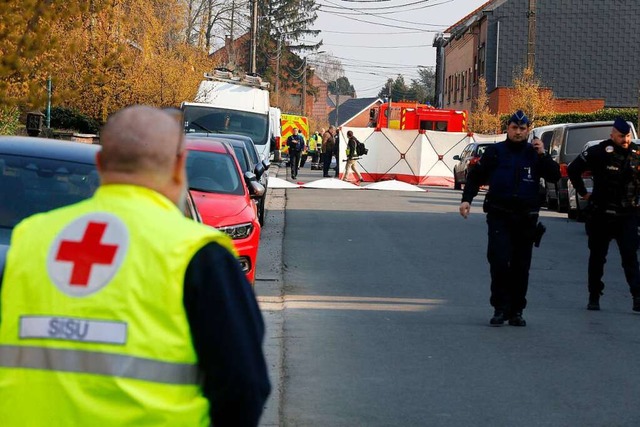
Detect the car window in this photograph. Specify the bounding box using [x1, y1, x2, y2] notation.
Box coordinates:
[564, 126, 613, 159]
[183, 105, 269, 146]
[0, 154, 98, 229]
[186, 150, 243, 195]
[231, 145, 250, 172]
[460, 144, 472, 159]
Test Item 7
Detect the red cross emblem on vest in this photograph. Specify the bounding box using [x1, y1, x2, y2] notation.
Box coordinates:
[48, 213, 129, 297]
[55, 222, 118, 286]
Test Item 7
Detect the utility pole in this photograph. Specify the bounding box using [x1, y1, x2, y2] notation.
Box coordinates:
[275, 35, 282, 104]
[527, 0, 537, 69]
[249, 0, 258, 74]
[46, 76, 52, 128]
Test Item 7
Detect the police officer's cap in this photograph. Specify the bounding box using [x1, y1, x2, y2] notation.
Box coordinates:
[613, 117, 631, 135]
[507, 110, 530, 126]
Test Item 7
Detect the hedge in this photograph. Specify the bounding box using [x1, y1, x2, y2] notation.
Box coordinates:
[499, 108, 639, 130]
[0, 107, 21, 135]
[48, 106, 101, 134]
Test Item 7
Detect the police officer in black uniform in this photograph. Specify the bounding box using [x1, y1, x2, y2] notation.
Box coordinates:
[459, 110, 561, 327]
[568, 118, 640, 312]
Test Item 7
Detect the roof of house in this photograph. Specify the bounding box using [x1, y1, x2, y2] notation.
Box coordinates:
[445, 0, 497, 36]
[328, 97, 382, 127]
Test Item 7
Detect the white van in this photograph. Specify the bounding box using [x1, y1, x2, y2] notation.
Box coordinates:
[182, 70, 281, 162]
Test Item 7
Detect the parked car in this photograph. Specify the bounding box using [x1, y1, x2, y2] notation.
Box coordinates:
[0, 136, 100, 274]
[567, 140, 600, 221]
[452, 142, 495, 190]
[528, 123, 570, 153]
[529, 123, 571, 205]
[186, 133, 269, 225]
[185, 138, 264, 285]
[546, 121, 638, 212]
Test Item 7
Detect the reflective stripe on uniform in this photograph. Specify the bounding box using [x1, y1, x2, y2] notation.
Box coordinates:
[0, 345, 200, 385]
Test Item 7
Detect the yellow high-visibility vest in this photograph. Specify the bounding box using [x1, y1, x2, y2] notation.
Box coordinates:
[0, 184, 236, 427]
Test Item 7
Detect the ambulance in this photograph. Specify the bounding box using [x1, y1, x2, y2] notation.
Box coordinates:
[279, 113, 309, 157]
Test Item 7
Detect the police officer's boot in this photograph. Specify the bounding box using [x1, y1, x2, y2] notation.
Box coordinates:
[489, 310, 506, 326]
[508, 312, 526, 327]
[587, 292, 601, 311]
[632, 296, 640, 312]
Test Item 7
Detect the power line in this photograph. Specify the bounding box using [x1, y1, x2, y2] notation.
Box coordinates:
[316, 29, 424, 34]
[319, 10, 444, 31]
[318, 0, 438, 11]
[321, 0, 452, 25]
[322, 42, 434, 48]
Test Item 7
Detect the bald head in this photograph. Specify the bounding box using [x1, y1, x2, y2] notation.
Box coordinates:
[99, 105, 182, 178]
[97, 105, 187, 206]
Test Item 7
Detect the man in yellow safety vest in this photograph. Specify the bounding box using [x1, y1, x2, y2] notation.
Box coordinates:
[0, 106, 270, 426]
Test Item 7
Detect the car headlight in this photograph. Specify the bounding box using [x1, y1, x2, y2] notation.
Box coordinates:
[217, 222, 254, 240]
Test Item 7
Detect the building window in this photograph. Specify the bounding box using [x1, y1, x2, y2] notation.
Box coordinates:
[447, 75, 452, 105]
[478, 43, 486, 78]
[461, 72, 466, 103]
[473, 57, 477, 83]
[468, 68, 472, 99]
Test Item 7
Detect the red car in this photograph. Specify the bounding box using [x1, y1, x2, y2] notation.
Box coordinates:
[185, 139, 264, 285]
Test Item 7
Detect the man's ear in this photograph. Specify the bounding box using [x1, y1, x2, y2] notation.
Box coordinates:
[173, 150, 187, 185]
[95, 152, 103, 173]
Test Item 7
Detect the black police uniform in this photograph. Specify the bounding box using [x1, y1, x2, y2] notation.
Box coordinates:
[567, 139, 640, 309]
[462, 138, 561, 324]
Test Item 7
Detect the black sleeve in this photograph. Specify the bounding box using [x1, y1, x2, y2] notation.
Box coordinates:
[184, 242, 271, 427]
[461, 145, 498, 204]
[567, 149, 592, 197]
[537, 152, 562, 184]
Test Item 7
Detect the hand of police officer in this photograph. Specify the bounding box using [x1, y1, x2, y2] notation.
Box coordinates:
[581, 192, 591, 201]
[459, 202, 470, 219]
[532, 137, 545, 155]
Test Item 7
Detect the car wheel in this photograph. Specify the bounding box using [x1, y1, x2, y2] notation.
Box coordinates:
[258, 194, 266, 226]
[568, 207, 577, 220]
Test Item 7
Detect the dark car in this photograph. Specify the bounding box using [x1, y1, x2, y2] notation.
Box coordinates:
[185, 132, 269, 225]
[452, 142, 495, 190]
[0, 136, 101, 274]
[546, 121, 638, 212]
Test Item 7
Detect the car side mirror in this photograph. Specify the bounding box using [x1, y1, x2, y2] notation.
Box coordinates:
[254, 162, 265, 179]
[262, 158, 270, 170]
[244, 171, 265, 198]
[453, 155, 460, 161]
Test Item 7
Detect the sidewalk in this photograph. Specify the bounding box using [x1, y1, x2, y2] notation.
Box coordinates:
[255, 162, 286, 426]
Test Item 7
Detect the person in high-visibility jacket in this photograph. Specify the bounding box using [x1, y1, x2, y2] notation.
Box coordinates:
[0, 106, 270, 426]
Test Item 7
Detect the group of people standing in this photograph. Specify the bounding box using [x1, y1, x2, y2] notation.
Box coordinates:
[287, 125, 364, 182]
[461, 110, 640, 327]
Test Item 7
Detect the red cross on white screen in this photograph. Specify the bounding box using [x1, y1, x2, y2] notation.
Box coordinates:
[55, 221, 118, 286]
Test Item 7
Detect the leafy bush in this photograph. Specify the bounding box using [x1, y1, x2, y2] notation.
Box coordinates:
[0, 106, 21, 135]
[49, 106, 100, 134]
[500, 108, 639, 131]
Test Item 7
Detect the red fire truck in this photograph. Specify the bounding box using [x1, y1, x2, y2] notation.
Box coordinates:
[370, 102, 468, 132]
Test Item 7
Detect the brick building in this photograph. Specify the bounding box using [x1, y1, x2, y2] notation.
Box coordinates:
[434, 0, 640, 115]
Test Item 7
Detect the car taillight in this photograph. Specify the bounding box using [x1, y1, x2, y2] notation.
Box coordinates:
[469, 157, 480, 166]
[275, 136, 281, 149]
[560, 163, 568, 177]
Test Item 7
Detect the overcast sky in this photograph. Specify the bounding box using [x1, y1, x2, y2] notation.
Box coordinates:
[307, 0, 488, 98]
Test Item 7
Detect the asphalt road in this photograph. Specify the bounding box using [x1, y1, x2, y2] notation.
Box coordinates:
[256, 162, 640, 426]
